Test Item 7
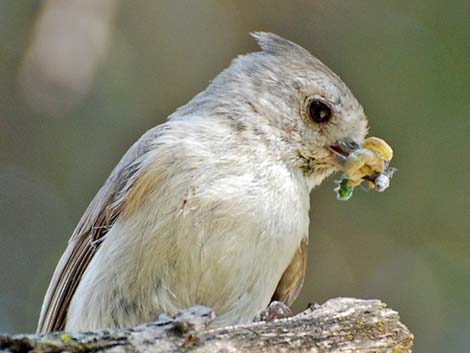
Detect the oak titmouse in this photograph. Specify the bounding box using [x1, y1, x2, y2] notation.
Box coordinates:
[38, 33, 374, 332]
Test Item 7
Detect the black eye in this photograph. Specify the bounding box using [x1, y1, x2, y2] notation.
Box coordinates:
[307, 99, 332, 123]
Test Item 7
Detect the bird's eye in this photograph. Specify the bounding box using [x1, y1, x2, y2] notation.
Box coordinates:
[307, 99, 332, 123]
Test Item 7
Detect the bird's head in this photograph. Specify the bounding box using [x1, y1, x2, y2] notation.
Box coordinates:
[183, 32, 369, 189]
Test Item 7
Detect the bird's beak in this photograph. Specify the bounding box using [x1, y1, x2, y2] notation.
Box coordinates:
[327, 139, 361, 165]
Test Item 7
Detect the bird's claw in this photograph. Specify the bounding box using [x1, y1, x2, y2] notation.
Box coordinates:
[254, 301, 293, 322]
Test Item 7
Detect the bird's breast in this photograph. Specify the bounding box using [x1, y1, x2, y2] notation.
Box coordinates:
[69, 140, 311, 329]
[155, 160, 310, 325]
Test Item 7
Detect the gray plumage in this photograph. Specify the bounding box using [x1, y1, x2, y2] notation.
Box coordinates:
[37, 33, 368, 333]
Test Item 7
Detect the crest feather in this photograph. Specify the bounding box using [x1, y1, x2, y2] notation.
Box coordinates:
[250, 32, 310, 57]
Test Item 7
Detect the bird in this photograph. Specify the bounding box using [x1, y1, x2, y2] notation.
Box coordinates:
[37, 32, 370, 333]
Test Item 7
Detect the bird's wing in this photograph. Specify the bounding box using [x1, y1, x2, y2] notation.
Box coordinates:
[37, 129, 159, 333]
[271, 239, 308, 306]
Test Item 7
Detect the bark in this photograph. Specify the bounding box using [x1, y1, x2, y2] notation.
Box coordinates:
[0, 297, 413, 353]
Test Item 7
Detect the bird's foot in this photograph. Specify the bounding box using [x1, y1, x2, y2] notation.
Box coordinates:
[254, 301, 293, 322]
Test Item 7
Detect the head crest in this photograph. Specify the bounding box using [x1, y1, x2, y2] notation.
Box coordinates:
[250, 32, 311, 58]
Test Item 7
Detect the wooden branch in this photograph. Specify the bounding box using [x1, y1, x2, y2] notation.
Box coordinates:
[0, 298, 413, 353]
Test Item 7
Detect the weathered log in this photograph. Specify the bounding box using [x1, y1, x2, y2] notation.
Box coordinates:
[0, 297, 413, 353]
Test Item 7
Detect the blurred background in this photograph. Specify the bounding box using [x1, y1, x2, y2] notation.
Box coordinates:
[0, 1, 468, 352]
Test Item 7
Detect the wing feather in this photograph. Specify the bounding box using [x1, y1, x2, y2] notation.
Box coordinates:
[271, 238, 308, 306]
[37, 129, 160, 333]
